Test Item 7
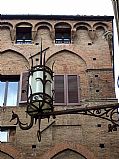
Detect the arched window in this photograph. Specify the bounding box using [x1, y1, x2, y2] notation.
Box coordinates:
[55, 23, 71, 44]
[16, 23, 32, 44]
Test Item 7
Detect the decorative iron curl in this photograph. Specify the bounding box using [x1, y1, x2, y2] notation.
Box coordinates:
[73, 105, 119, 132]
[78, 106, 119, 123]
[10, 111, 34, 130]
[10, 111, 42, 142]
[10, 103, 119, 142]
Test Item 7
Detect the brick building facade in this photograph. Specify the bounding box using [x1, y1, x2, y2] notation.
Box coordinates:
[0, 14, 119, 159]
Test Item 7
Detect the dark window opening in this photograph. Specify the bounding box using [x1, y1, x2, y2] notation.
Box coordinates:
[55, 28, 71, 44]
[0, 75, 20, 106]
[16, 27, 32, 44]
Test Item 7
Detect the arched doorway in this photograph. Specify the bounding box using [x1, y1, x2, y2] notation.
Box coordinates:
[51, 148, 86, 159]
[41, 142, 97, 159]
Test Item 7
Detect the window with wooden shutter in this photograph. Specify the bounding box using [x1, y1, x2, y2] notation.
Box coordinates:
[67, 75, 79, 104]
[54, 75, 66, 105]
[19, 72, 29, 103]
[54, 75, 80, 105]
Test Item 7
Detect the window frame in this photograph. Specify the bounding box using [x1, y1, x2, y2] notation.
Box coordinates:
[66, 74, 80, 105]
[19, 73, 80, 105]
[54, 74, 67, 105]
[54, 74, 80, 106]
[55, 28, 71, 44]
[0, 127, 9, 142]
[0, 126, 16, 142]
[0, 75, 20, 106]
[16, 26, 32, 44]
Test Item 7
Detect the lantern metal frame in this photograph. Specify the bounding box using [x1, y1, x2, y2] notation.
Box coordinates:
[10, 43, 119, 142]
[27, 65, 54, 117]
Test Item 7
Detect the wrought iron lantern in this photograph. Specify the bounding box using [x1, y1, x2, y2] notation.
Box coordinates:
[27, 54, 54, 117]
[10, 42, 119, 142]
[10, 42, 55, 141]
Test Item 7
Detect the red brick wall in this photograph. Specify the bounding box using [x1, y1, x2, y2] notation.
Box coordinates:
[0, 16, 118, 159]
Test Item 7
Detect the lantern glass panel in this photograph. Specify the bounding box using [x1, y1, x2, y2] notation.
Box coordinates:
[27, 67, 53, 116]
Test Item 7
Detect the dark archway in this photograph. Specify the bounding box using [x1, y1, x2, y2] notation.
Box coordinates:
[41, 142, 97, 159]
[51, 148, 86, 159]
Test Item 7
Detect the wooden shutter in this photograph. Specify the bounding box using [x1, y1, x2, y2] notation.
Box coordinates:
[54, 75, 66, 105]
[67, 75, 80, 104]
[19, 72, 29, 103]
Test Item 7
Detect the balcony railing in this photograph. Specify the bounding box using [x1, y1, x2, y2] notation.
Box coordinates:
[16, 39, 32, 44]
[55, 38, 71, 44]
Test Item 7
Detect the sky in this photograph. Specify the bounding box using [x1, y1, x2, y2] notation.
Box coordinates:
[0, 0, 114, 15]
[1, 0, 119, 100]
